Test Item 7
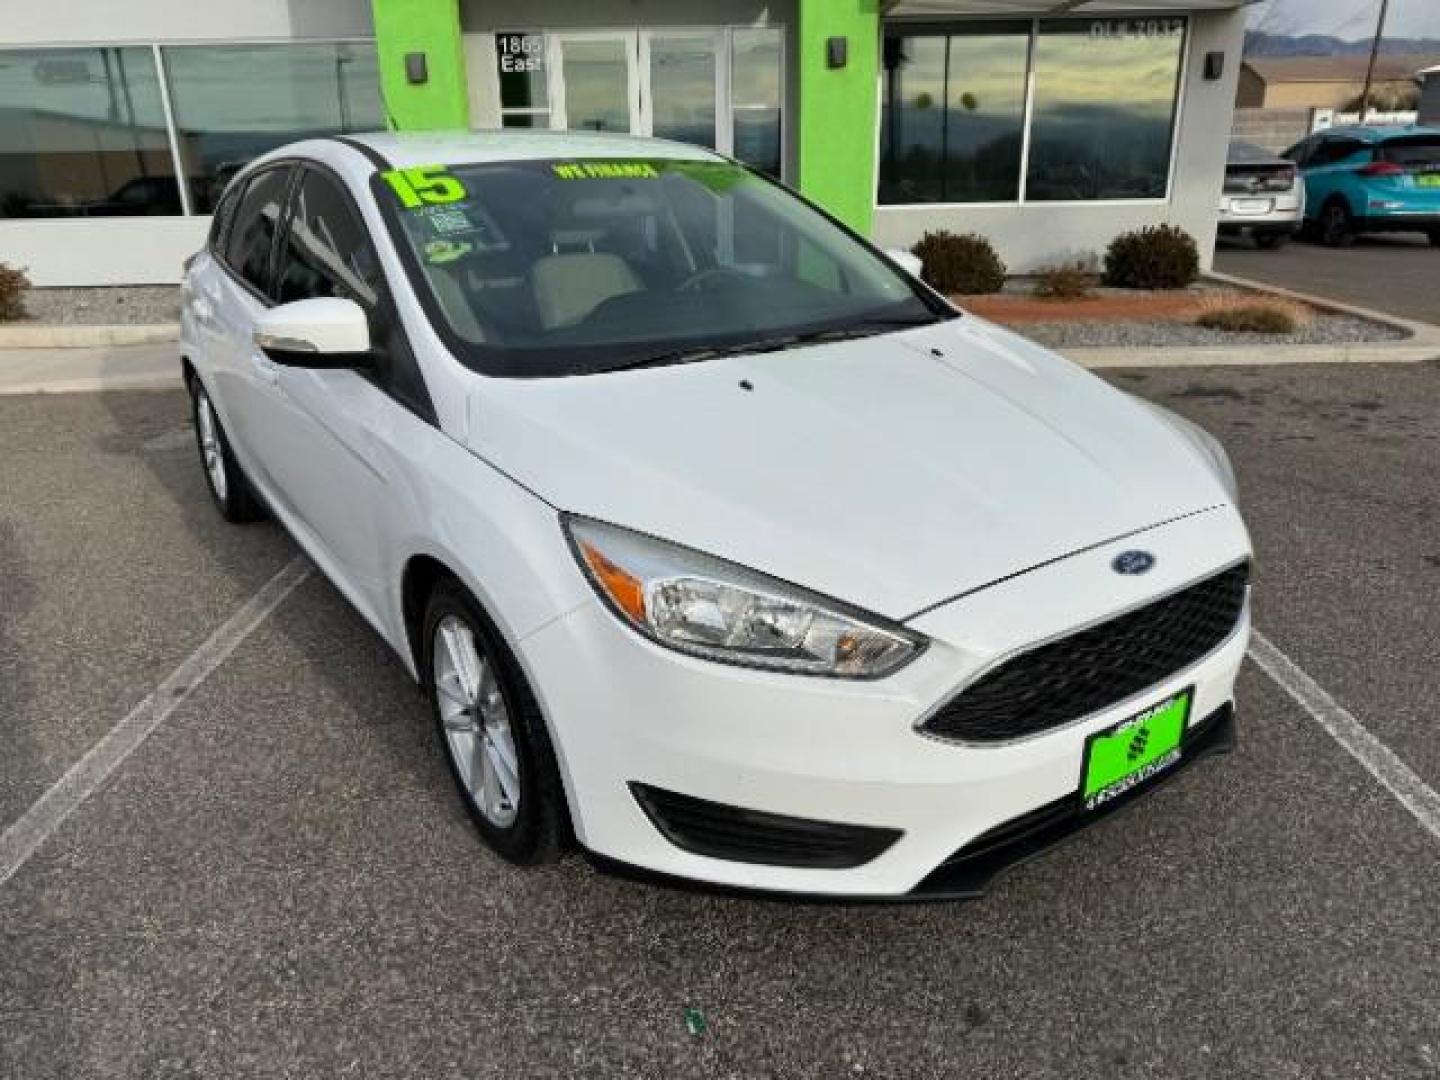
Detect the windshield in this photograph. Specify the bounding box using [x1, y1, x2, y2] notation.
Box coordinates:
[373, 158, 950, 377]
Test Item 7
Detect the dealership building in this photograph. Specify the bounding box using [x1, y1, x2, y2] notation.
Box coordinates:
[2, 0, 1249, 286]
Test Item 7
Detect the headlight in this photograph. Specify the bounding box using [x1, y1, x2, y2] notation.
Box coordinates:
[563, 516, 926, 679]
[1137, 399, 1239, 502]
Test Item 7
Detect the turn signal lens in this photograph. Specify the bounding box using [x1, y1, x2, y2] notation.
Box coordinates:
[577, 541, 647, 623]
[563, 516, 926, 679]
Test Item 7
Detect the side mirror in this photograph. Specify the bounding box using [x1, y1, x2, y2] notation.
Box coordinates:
[253, 298, 371, 368]
[884, 248, 925, 281]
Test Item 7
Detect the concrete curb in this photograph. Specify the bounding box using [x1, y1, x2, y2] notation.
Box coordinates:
[0, 323, 180, 348]
[0, 372, 181, 396]
[1065, 340, 1440, 369]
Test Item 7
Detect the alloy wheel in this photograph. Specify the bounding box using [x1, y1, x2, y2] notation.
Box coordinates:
[433, 614, 521, 828]
[195, 389, 228, 504]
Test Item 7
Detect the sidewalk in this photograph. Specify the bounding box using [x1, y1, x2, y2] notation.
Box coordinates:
[0, 343, 179, 395]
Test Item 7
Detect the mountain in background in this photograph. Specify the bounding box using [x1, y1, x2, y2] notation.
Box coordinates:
[1246, 30, 1440, 56]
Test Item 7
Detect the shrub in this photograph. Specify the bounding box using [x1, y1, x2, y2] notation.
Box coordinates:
[911, 230, 1006, 295]
[1032, 260, 1097, 302]
[1103, 224, 1199, 290]
[1194, 294, 1310, 335]
[0, 262, 30, 322]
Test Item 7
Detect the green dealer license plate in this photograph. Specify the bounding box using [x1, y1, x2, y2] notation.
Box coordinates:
[1081, 689, 1192, 810]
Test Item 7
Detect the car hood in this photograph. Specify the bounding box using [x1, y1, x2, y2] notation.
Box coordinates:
[462, 318, 1232, 619]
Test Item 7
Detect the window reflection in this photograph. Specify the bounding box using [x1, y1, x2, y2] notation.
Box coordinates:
[880, 27, 1028, 205]
[164, 42, 383, 213]
[1026, 19, 1185, 201]
[731, 29, 783, 179]
[559, 39, 632, 133]
[650, 36, 717, 149]
[0, 47, 180, 218]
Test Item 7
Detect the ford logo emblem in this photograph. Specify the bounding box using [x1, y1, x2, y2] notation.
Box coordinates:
[1112, 550, 1156, 576]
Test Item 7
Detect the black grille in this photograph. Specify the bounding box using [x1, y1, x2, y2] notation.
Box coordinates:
[630, 784, 901, 869]
[921, 563, 1249, 743]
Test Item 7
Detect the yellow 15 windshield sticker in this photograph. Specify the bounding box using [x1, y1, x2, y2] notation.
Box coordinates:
[382, 165, 467, 208]
[551, 162, 659, 180]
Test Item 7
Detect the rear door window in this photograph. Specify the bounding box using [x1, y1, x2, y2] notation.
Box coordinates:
[224, 167, 293, 298]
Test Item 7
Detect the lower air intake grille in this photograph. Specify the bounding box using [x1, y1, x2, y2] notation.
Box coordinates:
[921, 562, 1249, 743]
[630, 784, 901, 869]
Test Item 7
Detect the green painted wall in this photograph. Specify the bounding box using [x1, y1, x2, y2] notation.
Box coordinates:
[796, 0, 881, 235]
[371, 0, 470, 130]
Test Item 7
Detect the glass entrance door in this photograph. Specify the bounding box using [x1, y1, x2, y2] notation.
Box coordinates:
[487, 28, 785, 177]
[641, 32, 721, 151]
[552, 33, 639, 134]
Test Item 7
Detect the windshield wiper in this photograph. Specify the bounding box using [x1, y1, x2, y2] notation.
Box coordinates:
[603, 317, 937, 374]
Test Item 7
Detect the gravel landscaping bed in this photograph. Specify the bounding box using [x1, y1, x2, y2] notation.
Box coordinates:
[1013, 312, 1407, 350]
[20, 286, 180, 326]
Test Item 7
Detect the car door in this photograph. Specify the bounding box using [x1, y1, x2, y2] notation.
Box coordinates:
[255, 164, 435, 623]
[203, 165, 295, 490]
[1301, 136, 1368, 217]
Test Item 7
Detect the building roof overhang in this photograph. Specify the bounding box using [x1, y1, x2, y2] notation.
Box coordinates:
[885, 0, 1257, 15]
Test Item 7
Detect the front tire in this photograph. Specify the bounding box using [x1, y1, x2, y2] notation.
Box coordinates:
[1319, 200, 1355, 248]
[424, 581, 567, 865]
[190, 378, 265, 523]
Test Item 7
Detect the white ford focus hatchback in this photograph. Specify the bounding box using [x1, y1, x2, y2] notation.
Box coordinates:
[181, 132, 1251, 898]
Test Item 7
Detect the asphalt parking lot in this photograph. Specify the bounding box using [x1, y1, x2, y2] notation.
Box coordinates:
[3, 363, 1439, 1078]
[1216, 233, 1440, 325]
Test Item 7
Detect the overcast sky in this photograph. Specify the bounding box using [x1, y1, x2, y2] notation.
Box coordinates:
[1249, 0, 1440, 41]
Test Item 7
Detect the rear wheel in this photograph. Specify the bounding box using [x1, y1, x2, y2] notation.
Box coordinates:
[424, 581, 567, 864]
[190, 377, 264, 523]
[1319, 200, 1355, 248]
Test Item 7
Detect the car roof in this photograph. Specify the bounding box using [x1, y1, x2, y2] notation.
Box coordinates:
[342, 129, 727, 168]
[1319, 124, 1440, 143]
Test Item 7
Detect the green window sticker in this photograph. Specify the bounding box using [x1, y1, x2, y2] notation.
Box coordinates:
[422, 239, 474, 265]
[383, 165, 467, 208]
[551, 162, 660, 180]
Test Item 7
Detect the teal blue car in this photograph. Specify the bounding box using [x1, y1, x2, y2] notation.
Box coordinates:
[1283, 125, 1440, 248]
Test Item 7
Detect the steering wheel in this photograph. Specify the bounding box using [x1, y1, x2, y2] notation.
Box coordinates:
[677, 266, 750, 293]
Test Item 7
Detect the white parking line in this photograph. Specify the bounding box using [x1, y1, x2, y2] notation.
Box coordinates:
[1250, 630, 1440, 841]
[0, 556, 312, 886]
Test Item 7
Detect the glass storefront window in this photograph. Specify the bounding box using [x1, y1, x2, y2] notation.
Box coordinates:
[0, 47, 180, 219]
[879, 18, 1186, 205]
[731, 29, 783, 179]
[879, 35, 946, 203]
[879, 25, 1030, 204]
[164, 42, 383, 213]
[1026, 18, 1185, 201]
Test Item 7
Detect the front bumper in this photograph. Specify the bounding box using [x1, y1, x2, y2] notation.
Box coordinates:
[518, 506, 1251, 897]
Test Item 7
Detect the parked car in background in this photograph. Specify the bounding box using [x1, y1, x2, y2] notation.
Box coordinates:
[1284, 125, 1440, 247]
[1218, 140, 1304, 249]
